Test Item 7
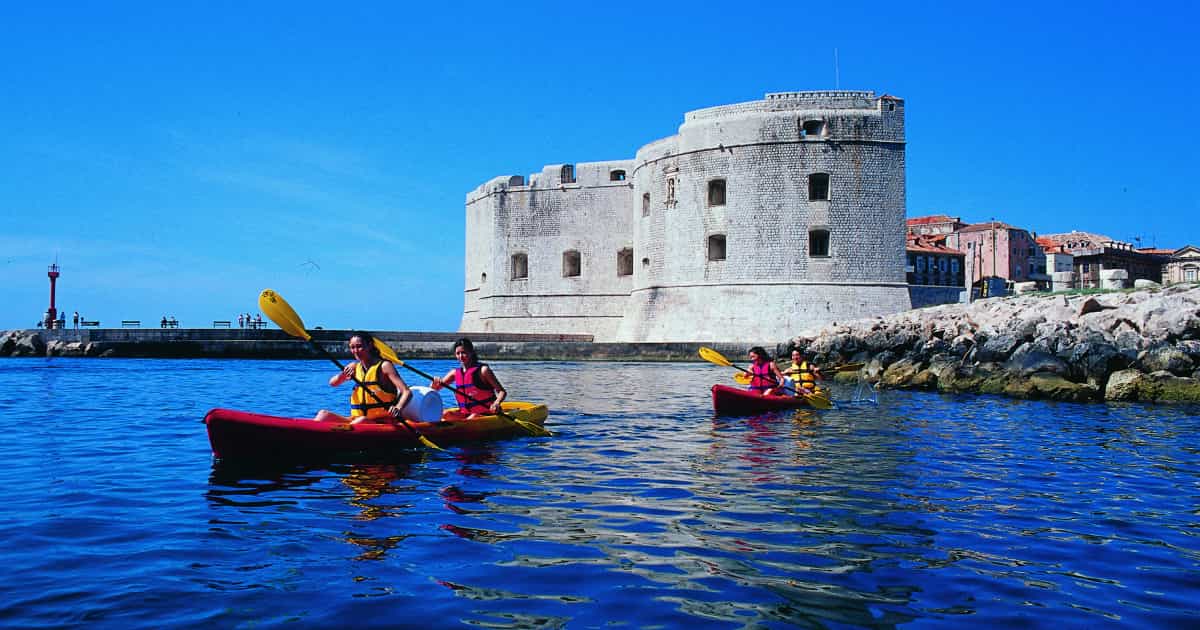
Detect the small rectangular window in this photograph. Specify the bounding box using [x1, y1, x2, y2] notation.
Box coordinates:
[707, 234, 726, 261]
[708, 179, 726, 206]
[809, 229, 830, 257]
[563, 250, 581, 278]
[617, 248, 633, 276]
[642, 193, 650, 217]
[808, 173, 830, 201]
[511, 253, 528, 280]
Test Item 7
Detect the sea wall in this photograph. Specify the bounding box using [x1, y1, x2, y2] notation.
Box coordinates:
[792, 284, 1200, 403]
[0, 328, 744, 363]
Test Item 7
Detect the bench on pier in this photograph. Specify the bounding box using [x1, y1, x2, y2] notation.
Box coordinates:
[213, 320, 231, 328]
[121, 320, 141, 328]
[80, 320, 100, 328]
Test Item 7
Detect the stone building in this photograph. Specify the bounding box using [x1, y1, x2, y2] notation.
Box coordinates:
[461, 91, 912, 343]
[945, 221, 1045, 293]
[1041, 231, 1166, 289]
[1165, 245, 1200, 284]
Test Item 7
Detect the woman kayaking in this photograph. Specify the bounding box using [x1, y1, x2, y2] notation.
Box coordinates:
[315, 331, 413, 424]
[782, 348, 824, 396]
[746, 346, 786, 396]
[432, 337, 507, 419]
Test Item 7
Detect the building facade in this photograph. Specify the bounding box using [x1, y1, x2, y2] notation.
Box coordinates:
[461, 91, 912, 342]
[945, 221, 1045, 291]
[1041, 232, 1166, 289]
[1165, 245, 1200, 284]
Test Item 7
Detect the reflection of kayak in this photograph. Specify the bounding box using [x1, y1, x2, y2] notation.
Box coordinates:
[711, 384, 821, 416]
[204, 402, 549, 460]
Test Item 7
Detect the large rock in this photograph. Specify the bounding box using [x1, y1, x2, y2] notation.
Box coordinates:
[1133, 371, 1200, 403]
[880, 357, 923, 388]
[11, 332, 45, 357]
[1138, 345, 1195, 375]
[1105, 369, 1143, 401]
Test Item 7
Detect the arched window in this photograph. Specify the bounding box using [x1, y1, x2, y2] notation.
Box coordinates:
[560, 164, 575, 184]
[707, 234, 727, 261]
[708, 179, 726, 206]
[562, 250, 581, 277]
[480, 272, 487, 283]
[809, 173, 830, 201]
[642, 193, 651, 217]
[511, 253, 528, 280]
[610, 170, 626, 181]
[809, 229, 830, 257]
[617, 248, 633, 276]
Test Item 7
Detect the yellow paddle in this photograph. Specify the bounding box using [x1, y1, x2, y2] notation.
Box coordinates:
[371, 338, 552, 438]
[699, 346, 833, 410]
[258, 289, 445, 451]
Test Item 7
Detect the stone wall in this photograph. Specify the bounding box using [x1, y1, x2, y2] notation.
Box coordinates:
[461, 161, 635, 339]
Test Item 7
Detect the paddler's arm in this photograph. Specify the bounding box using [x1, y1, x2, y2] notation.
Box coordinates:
[480, 366, 507, 413]
[381, 362, 413, 421]
[329, 362, 357, 386]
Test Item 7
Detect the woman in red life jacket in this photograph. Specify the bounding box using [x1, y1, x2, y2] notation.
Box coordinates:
[314, 331, 413, 424]
[747, 346, 786, 396]
[432, 337, 507, 419]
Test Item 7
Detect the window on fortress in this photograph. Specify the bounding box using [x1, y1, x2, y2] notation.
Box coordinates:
[481, 272, 487, 283]
[708, 234, 727, 261]
[809, 229, 830, 257]
[642, 193, 651, 216]
[667, 177, 676, 203]
[511, 253, 528, 280]
[800, 120, 825, 138]
[617, 249, 633, 276]
[809, 173, 830, 201]
[562, 250, 581, 278]
[708, 179, 726, 207]
[561, 165, 575, 184]
[610, 170, 626, 181]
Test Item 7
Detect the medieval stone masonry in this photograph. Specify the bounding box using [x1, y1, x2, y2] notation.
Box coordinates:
[461, 91, 913, 343]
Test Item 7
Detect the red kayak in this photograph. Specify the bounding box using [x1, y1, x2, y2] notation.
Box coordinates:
[204, 402, 549, 460]
[711, 384, 821, 416]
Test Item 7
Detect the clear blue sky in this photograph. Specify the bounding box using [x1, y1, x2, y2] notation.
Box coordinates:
[2, 1, 1196, 331]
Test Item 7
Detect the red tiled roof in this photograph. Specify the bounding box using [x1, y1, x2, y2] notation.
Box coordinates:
[907, 214, 959, 226]
[1040, 230, 1114, 245]
[957, 221, 1017, 233]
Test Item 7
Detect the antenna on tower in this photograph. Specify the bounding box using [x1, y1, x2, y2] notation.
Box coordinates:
[834, 48, 840, 89]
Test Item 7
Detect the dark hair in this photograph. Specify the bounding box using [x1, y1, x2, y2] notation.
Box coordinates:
[748, 346, 769, 361]
[349, 331, 381, 359]
[453, 337, 479, 365]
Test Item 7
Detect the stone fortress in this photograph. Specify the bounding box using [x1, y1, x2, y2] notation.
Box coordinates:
[460, 91, 913, 343]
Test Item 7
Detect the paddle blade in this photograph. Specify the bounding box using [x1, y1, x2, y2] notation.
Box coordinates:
[830, 362, 864, 373]
[733, 372, 751, 385]
[258, 289, 312, 341]
[806, 393, 834, 410]
[373, 338, 405, 366]
[699, 346, 734, 367]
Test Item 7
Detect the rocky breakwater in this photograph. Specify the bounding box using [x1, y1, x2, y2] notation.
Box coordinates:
[793, 284, 1200, 403]
[0, 330, 103, 357]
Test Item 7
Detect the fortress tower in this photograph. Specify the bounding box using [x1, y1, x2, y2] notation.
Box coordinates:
[460, 91, 912, 343]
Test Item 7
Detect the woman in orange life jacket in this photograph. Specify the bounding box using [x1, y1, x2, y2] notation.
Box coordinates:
[432, 337, 507, 419]
[746, 346, 786, 396]
[782, 348, 824, 396]
[314, 331, 413, 425]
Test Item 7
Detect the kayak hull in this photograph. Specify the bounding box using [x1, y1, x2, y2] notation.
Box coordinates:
[711, 384, 814, 416]
[204, 402, 549, 460]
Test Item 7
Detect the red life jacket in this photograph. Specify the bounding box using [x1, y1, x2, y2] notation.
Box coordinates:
[454, 364, 497, 414]
[749, 361, 777, 392]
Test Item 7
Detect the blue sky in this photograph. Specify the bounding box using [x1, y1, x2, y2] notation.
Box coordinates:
[2, 1, 1196, 331]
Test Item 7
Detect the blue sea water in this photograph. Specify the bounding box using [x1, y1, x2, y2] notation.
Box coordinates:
[0, 357, 1197, 629]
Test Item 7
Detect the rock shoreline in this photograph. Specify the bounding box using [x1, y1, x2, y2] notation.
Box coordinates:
[793, 284, 1200, 403]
